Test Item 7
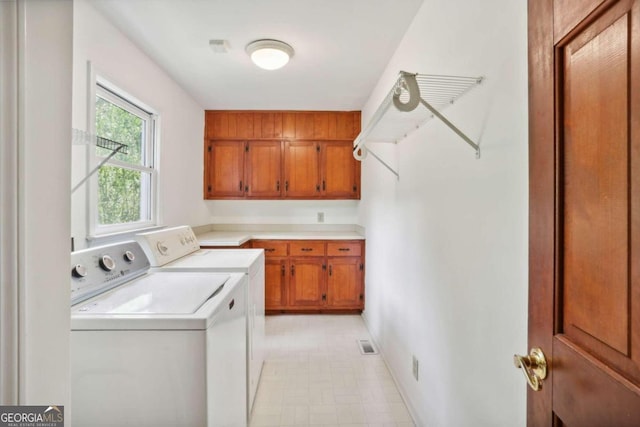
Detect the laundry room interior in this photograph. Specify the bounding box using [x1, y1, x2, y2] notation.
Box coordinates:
[1, 0, 530, 426]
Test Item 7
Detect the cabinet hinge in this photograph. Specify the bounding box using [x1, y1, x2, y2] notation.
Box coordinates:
[207, 146, 212, 152]
[353, 185, 357, 192]
[359, 294, 363, 301]
[359, 263, 363, 271]
[207, 185, 212, 192]
[245, 144, 249, 152]
[316, 145, 320, 152]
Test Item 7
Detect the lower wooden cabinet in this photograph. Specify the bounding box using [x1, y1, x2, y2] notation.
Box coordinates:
[252, 239, 364, 313]
[289, 257, 326, 307]
[327, 257, 363, 308]
[264, 258, 288, 310]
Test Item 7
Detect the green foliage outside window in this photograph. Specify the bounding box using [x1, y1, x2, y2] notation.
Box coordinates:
[95, 96, 146, 225]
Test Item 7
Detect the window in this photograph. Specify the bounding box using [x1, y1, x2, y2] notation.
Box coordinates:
[91, 82, 158, 235]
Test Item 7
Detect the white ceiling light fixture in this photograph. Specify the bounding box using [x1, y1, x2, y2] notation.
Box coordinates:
[246, 39, 294, 70]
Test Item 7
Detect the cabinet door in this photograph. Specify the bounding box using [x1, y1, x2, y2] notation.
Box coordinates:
[205, 140, 245, 198]
[284, 141, 320, 198]
[246, 141, 282, 198]
[327, 257, 363, 308]
[265, 258, 287, 310]
[321, 141, 360, 199]
[289, 257, 325, 307]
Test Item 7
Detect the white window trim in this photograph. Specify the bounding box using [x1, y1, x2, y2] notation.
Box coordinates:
[86, 63, 160, 238]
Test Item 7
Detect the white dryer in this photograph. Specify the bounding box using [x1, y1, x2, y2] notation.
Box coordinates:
[70, 241, 247, 427]
[135, 226, 265, 414]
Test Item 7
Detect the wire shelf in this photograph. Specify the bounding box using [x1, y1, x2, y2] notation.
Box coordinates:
[72, 128, 128, 155]
[71, 128, 129, 193]
[352, 71, 483, 178]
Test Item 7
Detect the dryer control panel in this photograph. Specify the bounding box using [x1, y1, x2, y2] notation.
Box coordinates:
[70, 241, 150, 305]
[135, 225, 200, 267]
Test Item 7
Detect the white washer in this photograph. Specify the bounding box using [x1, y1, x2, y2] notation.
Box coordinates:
[136, 226, 265, 414]
[70, 241, 247, 427]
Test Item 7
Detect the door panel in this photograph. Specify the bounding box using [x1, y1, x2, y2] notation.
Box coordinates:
[284, 141, 320, 198]
[529, 0, 640, 424]
[554, 0, 607, 41]
[289, 258, 324, 307]
[321, 141, 359, 198]
[246, 140, 282, 198]
[264, 258, 287, 310]
[327, 257, 362, 308]
[206, 140, 245, 198]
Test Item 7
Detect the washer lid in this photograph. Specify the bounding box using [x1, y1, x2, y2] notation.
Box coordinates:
[163, 249, 263, 271]
[72, 272, 229, 315]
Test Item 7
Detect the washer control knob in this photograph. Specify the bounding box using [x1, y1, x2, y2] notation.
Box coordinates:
[156, 241, 169, 255]
[71, 264, 88, 278]
[99, 255, 116, 272]
[123, 250, 135, 262]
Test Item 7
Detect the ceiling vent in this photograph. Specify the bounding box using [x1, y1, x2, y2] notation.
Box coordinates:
[209, 39, 230, 54]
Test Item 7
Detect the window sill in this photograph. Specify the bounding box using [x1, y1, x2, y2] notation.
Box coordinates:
[86, 225, 164, 248]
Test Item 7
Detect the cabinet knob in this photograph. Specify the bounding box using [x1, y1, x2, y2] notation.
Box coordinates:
[291, 265, 295, 276]
[281, 264, 285, 276]
[239, 181, 243, 191]
[329, 265, 333, 276]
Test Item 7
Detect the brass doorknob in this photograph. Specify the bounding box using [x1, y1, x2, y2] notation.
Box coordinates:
[514, 347, 547, 391]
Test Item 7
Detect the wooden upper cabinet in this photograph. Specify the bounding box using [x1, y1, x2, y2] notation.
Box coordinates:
[206, 111, 255, 139]
[206, 110, 361, 141]
[295, 113, 316, 139]
[284, 141, 321, 198]
[205, 140, 245, 198]
[246, 140, 282, 197]
[204, 110, 361, 200]
[321, 141, 360, 198]
[256, 112, 283, 139]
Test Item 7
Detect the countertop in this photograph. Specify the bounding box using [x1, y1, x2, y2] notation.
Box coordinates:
[196, 230, 365, 247]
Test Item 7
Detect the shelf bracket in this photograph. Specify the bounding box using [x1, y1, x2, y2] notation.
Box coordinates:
[394, 72, 480, 159]
[366, 147, 399, 179]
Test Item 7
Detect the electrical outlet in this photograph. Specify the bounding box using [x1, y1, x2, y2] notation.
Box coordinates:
[412, 355, 419, 381]
[317, 212, 325, 223]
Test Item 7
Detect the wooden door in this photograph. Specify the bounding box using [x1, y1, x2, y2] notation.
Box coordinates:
[205, 140, 245, 198]
[320, 141, 360, 199]
[528, 0, 640, 424]
[326, 257, 363, 308]
[264, 258, 287, 310]
[246, 140, 282, 198]
[283, 141, 320, 198]
[289, 257, 325, 307]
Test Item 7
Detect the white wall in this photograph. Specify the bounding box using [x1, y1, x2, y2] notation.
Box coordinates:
[207, 200, 359, 225]
[71, 0, 210, 248]
[358, 1, 528, 426]
[17, 0, 73, 410]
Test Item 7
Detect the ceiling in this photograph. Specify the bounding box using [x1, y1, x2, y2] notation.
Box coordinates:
[89, 0, 424, 111]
